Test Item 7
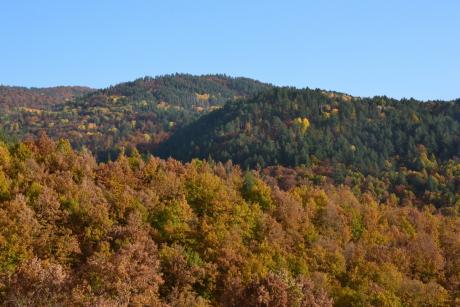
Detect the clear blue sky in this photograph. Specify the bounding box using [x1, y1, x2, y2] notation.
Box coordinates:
[1, 0, 459, 100]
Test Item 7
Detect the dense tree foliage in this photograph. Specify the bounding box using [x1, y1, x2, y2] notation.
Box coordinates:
[0, 136, 459, 306]
[1, 76, 460, 305]
[0, 75, 271, 161]
[157, 87, 460, 177]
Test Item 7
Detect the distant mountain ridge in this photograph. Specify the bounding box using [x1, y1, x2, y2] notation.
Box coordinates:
[0, 85, 94, 108]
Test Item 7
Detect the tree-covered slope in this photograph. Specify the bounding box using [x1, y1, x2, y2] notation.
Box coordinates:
[0, 74, 271, 160]
[157, 87, 460, 175]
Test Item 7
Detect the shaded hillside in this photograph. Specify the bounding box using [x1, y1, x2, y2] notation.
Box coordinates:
[0, 74, 272, 160]
[157, 87, 460, 175]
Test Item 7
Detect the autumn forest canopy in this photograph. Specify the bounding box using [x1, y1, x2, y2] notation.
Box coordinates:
[0, 74, 460, 306]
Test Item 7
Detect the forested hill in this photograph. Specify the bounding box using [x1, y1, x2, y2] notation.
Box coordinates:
[3, 76, 459, 174]
[0, 74, 272, 160]
[156, 87, 460, 175]
[100, 74, 272, 109]
[0, 85, 94, 108]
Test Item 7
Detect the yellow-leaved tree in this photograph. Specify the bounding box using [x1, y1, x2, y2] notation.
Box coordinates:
[294, 117, 310, 134]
